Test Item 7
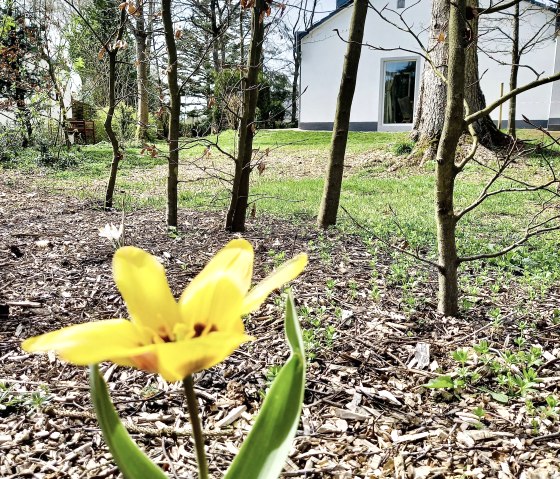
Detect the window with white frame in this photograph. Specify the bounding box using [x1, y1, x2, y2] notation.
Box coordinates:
[382, 59, 417, 124]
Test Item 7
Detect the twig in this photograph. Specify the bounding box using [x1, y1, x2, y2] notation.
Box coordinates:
[42, 406, 234, 438]
[161, 438, 179, 479]
[532, 431, 560, 443]
[6, 301, 42, 308]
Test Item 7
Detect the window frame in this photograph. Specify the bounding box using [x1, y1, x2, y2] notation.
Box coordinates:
[378, 56, 422, 132]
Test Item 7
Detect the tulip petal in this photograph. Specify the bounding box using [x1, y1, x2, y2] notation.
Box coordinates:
[242, 253, 308, 315]
[179, 273, 245, 334]
[128, 333, 253, 382]
[113, 247, 180, 338]
[179, 239, 253, 307]
[22, 319, 145, 365]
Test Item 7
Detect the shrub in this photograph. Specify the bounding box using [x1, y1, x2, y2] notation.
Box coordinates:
[0, 125, 24, 165]
[392, 140, 414, 156]
[94, 105, 144, 144]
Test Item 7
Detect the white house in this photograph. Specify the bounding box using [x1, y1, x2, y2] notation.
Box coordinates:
[299, 0, 560, 131]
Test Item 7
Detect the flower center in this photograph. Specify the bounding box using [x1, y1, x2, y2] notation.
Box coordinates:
[192, 323, 218, 338]
[193, 323, 205, 337]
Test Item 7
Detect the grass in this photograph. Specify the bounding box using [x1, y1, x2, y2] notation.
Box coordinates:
[4, 128, 560, 296]
[5, 130, 409, 179]
[201, 129, 410, 155]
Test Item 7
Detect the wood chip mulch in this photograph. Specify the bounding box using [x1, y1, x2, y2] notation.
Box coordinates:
[1, 173, 559, 478]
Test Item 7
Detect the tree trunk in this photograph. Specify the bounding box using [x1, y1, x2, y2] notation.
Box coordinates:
[317, 0, 368, 229]
[412, 0, 507, 157]
[434, 0, 466, 317]
[15, 89, 32, 148]
[209, 0, 222, 134]
[225, 1, 266, 233]
[146, 0, 155, 80]
[239, 6, 245, 63]
[211, 0, 221, 71]
[464, 0, 506, 145]
[162, 0, 180, 229]
[291, 45, 300, 125]
[134, 1, 150, 142]
[411, 0, 449, 156]
[104, 51, 122, 209]
[44, 53, 71, 148]
[104, 9, 127, 210]
[507, 1, 519, 137]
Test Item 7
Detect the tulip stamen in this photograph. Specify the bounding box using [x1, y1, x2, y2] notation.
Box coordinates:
[193, 323, 217, 338]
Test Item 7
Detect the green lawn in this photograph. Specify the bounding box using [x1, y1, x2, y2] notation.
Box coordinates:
[200, 129, 410, 155]
[4, 129, 560, 292]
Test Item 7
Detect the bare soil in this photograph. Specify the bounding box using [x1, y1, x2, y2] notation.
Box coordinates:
[1, 172, 559, 478]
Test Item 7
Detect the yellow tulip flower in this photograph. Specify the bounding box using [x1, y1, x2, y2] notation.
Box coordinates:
[22, 239, 307, 382]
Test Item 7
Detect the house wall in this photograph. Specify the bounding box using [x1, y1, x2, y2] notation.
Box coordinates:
[299, 0, 558, 131]
[480, 3, 556, 129]
[0, 69, 79, 129]
[548, 37, 560, 131]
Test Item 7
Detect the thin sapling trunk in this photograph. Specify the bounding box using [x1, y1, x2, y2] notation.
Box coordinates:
[134, 1, 150, 142]
[434, 0, 467, 316]
[317, 0, 368, 228]
[225, 1, 266, 232]
[104, 8, 127, 210]
[508, 1, 520, 137]
[162, 0, 180, 229]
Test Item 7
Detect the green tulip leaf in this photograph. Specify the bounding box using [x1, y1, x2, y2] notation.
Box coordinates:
[89, 365, 168, 479]
[225, 289, 306, 479]
[423, 375, 454, 389]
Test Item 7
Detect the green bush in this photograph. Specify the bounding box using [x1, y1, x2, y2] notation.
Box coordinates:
[183, 116, 212, 138]
[94, 105, 150, 144]
[35, 146, 81, 169]
[0, 125, 24, 165]
[212, 68, 291, 131]
[256, 70, 291, 128]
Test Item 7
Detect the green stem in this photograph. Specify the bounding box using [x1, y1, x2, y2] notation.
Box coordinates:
[182, 375, 209, 479]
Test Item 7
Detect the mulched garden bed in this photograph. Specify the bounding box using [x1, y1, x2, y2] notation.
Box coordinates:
[1, 172, 559, 478]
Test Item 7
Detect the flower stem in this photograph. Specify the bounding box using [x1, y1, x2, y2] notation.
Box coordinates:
[182, 375, 209, 479]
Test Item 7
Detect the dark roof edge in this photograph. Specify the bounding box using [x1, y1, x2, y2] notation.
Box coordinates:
[524, 0, 557, 14]
[299, 0, 353, 39]
[300, 0, 557, 40]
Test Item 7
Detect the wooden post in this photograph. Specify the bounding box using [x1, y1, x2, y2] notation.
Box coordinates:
[498, 82, 504, 130]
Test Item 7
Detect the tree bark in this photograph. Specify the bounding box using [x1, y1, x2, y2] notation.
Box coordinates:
[239, 6, 245, 63]
[434, 0, 466, 317]
[507, 1, 519, 137]
[291, 40, 300, 126]
[104, 8, 127, 210]
[317, 0, 368, 229]
[162, 0, 180, 228]
[290, 0, 317, 126]
[134, 0, 150, 142]
[104, 50, 122, 209]
[211, 0, 222, 71]
[225, 1, 266, 232]
[412, 0, 507, 156]
[464, 0, 506, 144]
[411, 0, 449, 154]
[15, 90, 32, 148]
